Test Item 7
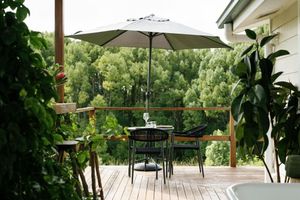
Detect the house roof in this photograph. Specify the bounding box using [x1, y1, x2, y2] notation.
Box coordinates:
[216, 0, 251, 29]
[217, 0, 296, 31]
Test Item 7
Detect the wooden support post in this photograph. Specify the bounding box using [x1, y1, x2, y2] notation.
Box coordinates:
[88, 108, 104, 199]
[229, 111, 236, 167]
[55, 0, 64, 102]
[88, 109, 96, 120]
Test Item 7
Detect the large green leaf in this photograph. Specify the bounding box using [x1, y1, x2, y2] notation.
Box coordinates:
[245, 29, 257, 40]
[244, 122, 259, 147]
[231, 93, 245, 121]
[244, 56, 252, 77]
[278, 138, 288, 163]
[236, 122, 245, 141]
[260, 34, 277, 48]
[16, 0, 25, 3]
[233, 61, 248, 77]
[271, 72, 283, 83]
[261, 134, 269, 155]
[249, 50, 258, 78]
[231, 79, 241, 95]
[267, 50, 289, 60]
[77, 151, 89, 165]
[241, 44, 254, 57]
[243, 101, 254, 122]
[16, 6, 29, 22]
[275, 81, 298, 91]
[259, 58, 273, 80]
[257, 107, 270, 136]
[248, 85, 267, 107]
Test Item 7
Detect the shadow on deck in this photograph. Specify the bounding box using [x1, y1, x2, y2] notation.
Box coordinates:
[84, 165, 264, 200]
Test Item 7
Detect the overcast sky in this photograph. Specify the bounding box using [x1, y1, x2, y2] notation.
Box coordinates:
[24, 0, 230, 39]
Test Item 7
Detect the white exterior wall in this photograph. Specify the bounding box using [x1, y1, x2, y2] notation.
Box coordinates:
[271, 1, 300, 87]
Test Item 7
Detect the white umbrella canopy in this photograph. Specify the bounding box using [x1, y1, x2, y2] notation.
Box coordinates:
[67, 14, 230, 110]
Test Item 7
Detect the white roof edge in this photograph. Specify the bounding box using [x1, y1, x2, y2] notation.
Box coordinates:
[216, 0, 252, 29]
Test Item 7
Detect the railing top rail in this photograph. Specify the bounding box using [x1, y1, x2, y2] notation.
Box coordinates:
[75, 107, 95, 113]
[95, 106, 230, 111]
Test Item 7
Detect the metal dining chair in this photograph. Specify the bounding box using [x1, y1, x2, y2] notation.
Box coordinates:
[169, 124, 207, 178]
[129, 128, 169, 184]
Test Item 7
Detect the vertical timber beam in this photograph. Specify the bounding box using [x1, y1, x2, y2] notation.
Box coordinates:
[55, 0, 64, 102]
[229, 111, 236, 167]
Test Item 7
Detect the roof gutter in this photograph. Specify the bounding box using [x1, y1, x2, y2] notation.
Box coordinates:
[217, 0, 252, 29]
[224, 23, 252, 43]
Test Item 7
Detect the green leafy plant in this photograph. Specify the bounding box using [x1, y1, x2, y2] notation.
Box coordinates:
[0, 1, 79, 199]
[50, 63, 68, 86]
[231, 29, 300, 182]
[101, 114, 123, 138]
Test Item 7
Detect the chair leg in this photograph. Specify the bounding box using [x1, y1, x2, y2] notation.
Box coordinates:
[200, 156, 204, 178]
[169, 147, 174, 177]
[197, 147, 202, 173]
[197, 142, 204, 178]
[165, 156, 168, 179]
[162, 155, 166, 184]
[155, 159, 158, 180]
[128, 146, 131, 177]
[128, 139, 132, 177]
[131, 151, 135, 184]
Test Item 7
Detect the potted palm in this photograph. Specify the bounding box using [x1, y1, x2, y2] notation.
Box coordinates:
[231, 29, 300, 182]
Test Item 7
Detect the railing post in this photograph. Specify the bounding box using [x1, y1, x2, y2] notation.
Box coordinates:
[229, 111, 236, 167]
[55, 0, 64, 103]
[88, 108, 96, 121]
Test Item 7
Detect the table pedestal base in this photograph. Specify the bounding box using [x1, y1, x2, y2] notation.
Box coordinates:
[134, 162, 162, 171]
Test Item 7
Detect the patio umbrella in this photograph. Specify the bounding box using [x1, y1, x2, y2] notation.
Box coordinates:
[67, 14, 230, 110]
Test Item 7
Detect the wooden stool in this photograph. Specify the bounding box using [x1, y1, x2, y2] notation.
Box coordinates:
[76, 137, 104, 200]
[56, 140, 89, 198]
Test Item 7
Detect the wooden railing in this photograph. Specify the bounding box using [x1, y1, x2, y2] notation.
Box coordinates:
[92, 106, 236, 167]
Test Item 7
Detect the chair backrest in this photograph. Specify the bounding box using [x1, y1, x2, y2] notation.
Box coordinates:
[183, 124, 207, 137]
[130, 128, 169, 142]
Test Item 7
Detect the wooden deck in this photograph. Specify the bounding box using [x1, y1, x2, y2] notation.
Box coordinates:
[84, 165, 264, 200]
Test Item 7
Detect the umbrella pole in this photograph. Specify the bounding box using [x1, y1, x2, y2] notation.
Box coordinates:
[146, 33, 153, 112]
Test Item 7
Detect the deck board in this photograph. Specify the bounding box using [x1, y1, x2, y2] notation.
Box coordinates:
[169, 180, 179, 200]
[182, 182, 194, 200]
[110, 172, 128, 200]
[146, 176, 155, 200]
[154, 178, 162, 200]
[198, 186, 211, 200]
[105, 171, 124, 200]
[131, 174, 143, 200]
[176, 181, 186, 200]
[138, 175, 149, 200]
[162, 181, 170, 200]
[86, 165, 264, 200]
[190, 183, 203, 200]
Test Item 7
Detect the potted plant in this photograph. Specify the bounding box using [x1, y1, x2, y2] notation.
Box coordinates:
[231, 29, 300, 182]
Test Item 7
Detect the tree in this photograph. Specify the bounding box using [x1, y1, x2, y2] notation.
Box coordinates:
[0, 1, 79, 199]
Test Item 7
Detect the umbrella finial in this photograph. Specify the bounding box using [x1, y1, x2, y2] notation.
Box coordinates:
[128, 14, 169, 22]
[143, 14, 155, 20]
[143, 14, 169, 22]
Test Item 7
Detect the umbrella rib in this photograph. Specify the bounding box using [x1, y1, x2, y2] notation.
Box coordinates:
[139, 31, 150, 37]
[101, 30, 128, 46]
[138, 32, 162, 38]
[163, 34, 175, 50]
[201, 36, 232, 49]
